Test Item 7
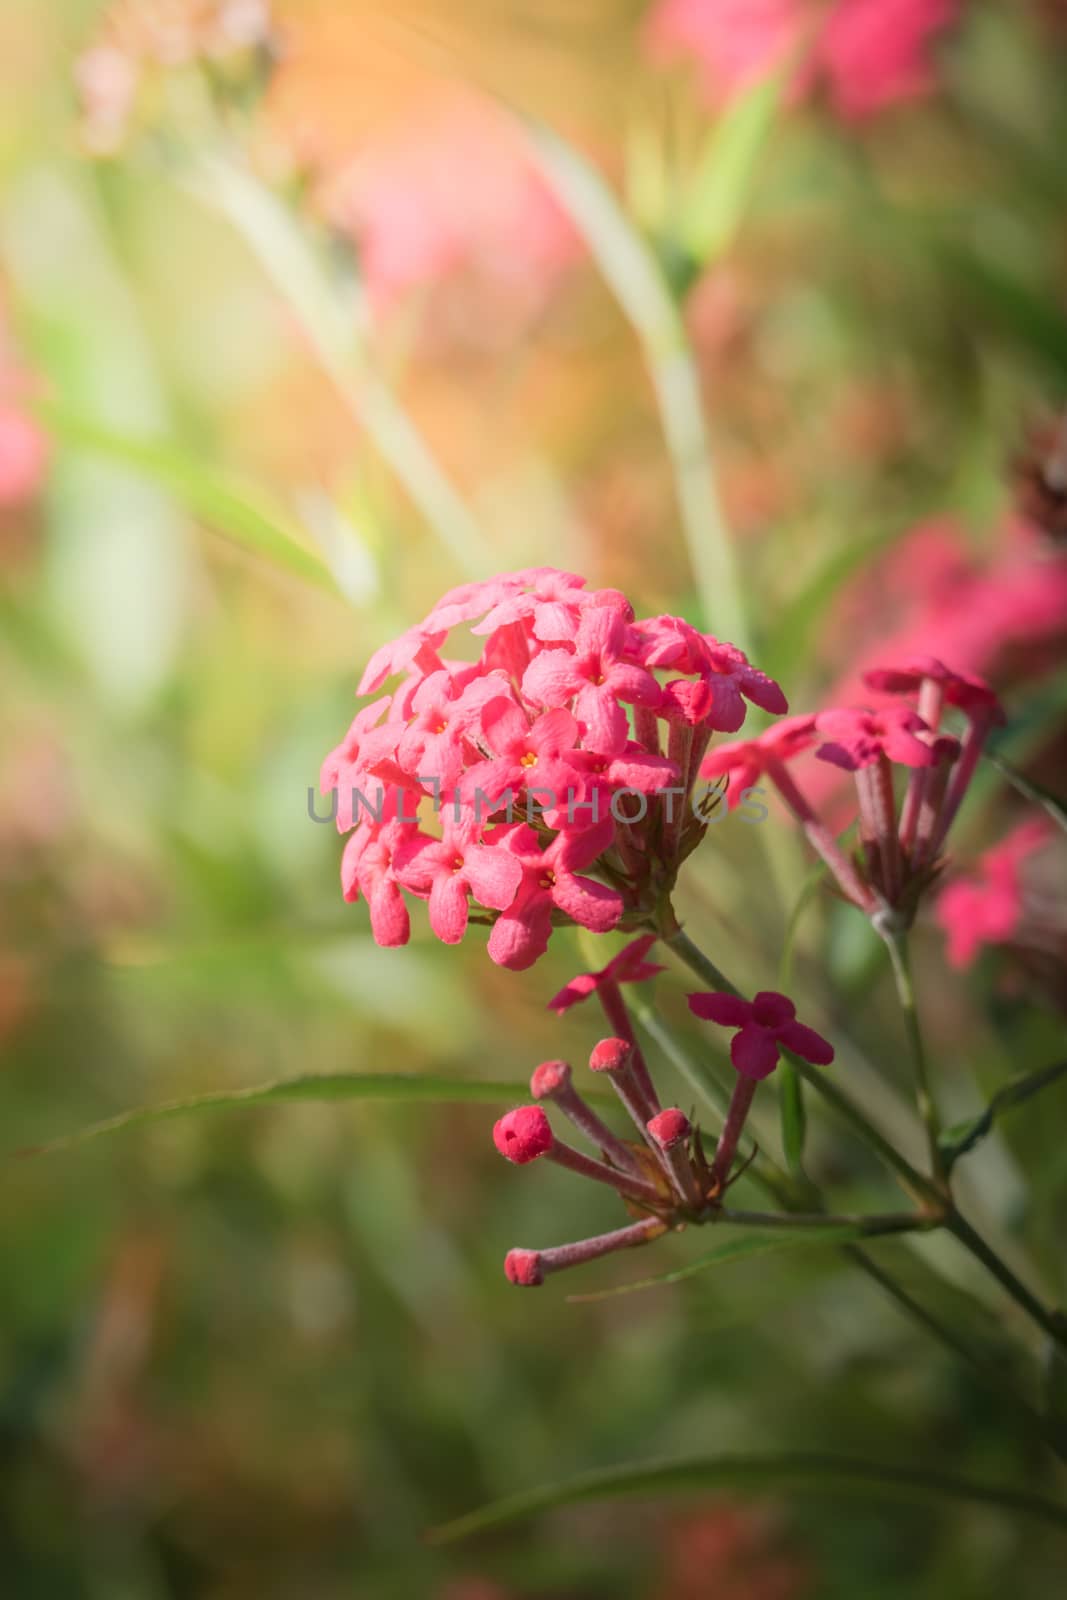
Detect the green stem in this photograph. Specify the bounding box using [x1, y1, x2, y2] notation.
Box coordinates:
[884, 931, 947, 1189]
[662, 914, 1067, 1357]
[661, 919, 942, 1207]
[947, 1212, 1067, 1352]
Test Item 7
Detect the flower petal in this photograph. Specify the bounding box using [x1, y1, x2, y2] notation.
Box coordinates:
[777, 1019, 835, 1066]
[731, 1024, 780, 1080]
[686, 992, 751, 1027]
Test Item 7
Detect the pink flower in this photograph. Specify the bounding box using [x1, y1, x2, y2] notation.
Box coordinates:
[687, 990, 834, 1079]
[522, 603, 660, 755]
[316, 97, 579, 316]
[936, 818, 1052, 968]
[646, 0, 961, 123]
[862, 656, 1002, 719]
[548, 933, 666, 1014]
[460, 697, 583, 816]
[394, 816, 522, 945]
[815, 706, 938, 771]
[340, 805, 419, 948]
[698, 714, 817, 805]
[0, 404, 48, 508]
[822, 0, 960, 121]
[487, 821, 624, 971]
[393, 670, 503, 794]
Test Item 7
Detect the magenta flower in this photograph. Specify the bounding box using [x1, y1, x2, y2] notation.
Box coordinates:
[394, 670, 503, 794]
[394, 816, 522, 945]
[687, 990, 834, 1080]
[815, 706, 938, 771]
[548, 933, 666, 1015]
[487, 821, 624, 971]
[522, 603, 660, 755]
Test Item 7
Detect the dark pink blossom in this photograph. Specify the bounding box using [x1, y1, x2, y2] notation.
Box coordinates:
[460, 697, 583, 815]
[688, 990, 834, 1080]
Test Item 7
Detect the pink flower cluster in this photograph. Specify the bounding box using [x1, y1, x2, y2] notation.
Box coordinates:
[321, 570, 785, 970]
[700, 654, 1004, 929]
[646, 0, 962, 122]
[491, 934, 833, 1287]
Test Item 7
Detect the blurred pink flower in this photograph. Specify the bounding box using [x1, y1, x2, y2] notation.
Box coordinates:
[936, 818, 1053, 968]
[646, 0, 962, 121]
[318, 99, 580, 313]
[0, 403, 47, 509]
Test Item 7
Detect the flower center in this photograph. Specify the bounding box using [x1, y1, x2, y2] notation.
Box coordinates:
[433, 720, 448, 734]
[539, 871, 556, 889]
[451, 855, 465, 874]
[519, 750, 538, 767]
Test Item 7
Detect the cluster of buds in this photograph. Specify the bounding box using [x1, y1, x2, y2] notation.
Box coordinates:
[700, 656, 1005, 936]
[320, 569, 785, 970]
[75, 0, 278, 155]
[493, 936, 833, 1288]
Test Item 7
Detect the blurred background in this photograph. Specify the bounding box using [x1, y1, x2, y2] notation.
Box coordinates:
[2, 2, 1067, 1595]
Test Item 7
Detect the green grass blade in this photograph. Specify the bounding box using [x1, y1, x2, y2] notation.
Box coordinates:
[681, 72, 782, 262]
[39, 401, 340, 595]
[429, 1453, 1067, 1544]
[12, 1074, 532, 1158]
[522, 120, 748, 651]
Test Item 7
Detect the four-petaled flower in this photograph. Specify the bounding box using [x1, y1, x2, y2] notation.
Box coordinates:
[487, 820, 624, 970]
[698, 714, 818, 805]
[394, 816, 522, 945]
[814, 706, 938, 771]
[548, 933, 666, 1014]
[522, 603, 660, 755]
[687, 990, 835, 1079]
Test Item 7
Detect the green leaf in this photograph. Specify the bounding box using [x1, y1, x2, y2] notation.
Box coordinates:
[680, 71, 782, 262]
[938, 1060, 1067, 1173]
[565, 1223, 871, 1304]
[12, 1074, 534, 1159]
[1044, 1340, 1067, 1457]
[428, 1453, 1067, 1545]
[39, 401, 341, 595]
[778, 1065, 807, 1178]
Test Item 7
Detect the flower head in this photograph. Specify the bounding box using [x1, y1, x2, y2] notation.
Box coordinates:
[688, 990, 834, 1079]
[324, 570, 784, 970]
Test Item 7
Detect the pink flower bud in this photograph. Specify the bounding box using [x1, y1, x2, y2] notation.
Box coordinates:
[493, 1106, 554, 1164]
[504, 1248, 544, 1286]
[530, 1059, 571, 1099]
[589, 1037, 633, 1074]
[647, 1108, 691, 1150]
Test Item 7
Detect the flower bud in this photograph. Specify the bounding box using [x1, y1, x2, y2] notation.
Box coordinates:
[493, 1106, 553, 1164]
